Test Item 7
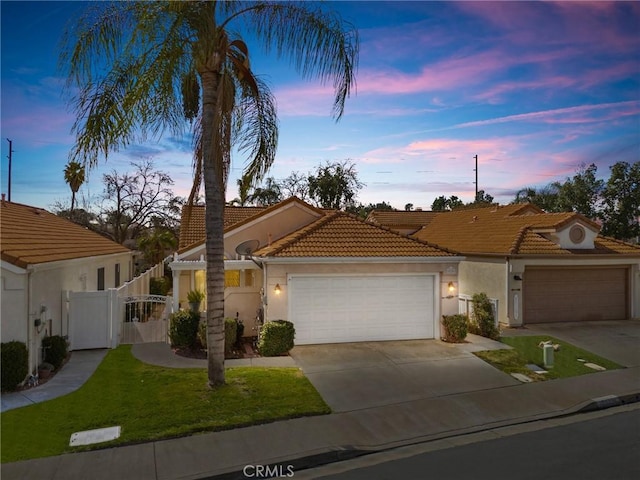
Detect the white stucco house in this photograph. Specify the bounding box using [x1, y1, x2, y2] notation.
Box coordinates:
[170, 197, 463, 344]
[1, 200, 133, 372]
[409, 203, 640, 326]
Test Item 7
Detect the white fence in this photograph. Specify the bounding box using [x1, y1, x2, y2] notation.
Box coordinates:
[458, 294, 499, 326]
[68, 261, 172, 350]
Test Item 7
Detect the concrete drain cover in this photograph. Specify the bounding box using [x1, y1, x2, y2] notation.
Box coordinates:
[70, 426, 121, 446]
[584, 362, 606, 371]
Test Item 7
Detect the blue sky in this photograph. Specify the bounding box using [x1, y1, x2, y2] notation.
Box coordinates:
[1, 1, 639, 211]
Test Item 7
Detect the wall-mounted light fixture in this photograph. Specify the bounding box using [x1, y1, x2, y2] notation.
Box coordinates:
[447, 282, 456, 294]
[274, 283, 281, 295]
[513, 275, 522, 281]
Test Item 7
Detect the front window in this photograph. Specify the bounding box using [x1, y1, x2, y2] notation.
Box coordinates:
[225, 270, 241, 287]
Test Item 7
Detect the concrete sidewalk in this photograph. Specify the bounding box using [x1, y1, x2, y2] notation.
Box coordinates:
[1, 350, 108, 413]
[3, 363, 638, 480]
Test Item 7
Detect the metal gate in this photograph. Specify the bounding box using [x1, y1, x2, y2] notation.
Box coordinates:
[120, 295, 173, 344]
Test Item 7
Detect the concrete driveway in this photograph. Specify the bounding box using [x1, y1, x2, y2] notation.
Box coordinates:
[290, 337, 519, 412]
[502, 319, 640, 368]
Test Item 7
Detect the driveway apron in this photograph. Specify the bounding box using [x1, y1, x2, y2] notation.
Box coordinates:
[290, 338, 518, 413]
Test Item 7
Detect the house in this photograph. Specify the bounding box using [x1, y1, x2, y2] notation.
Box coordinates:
[365, 209, 441, 235]
[411, 203, 640, 326]
[1, 200, 133, 372]
[170, 197, 463, 344]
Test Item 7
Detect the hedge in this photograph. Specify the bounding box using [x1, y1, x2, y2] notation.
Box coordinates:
[1, 341, 28, 392]
[258, 320, 295, 357]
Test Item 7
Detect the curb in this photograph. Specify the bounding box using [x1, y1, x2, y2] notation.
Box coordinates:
[200, 391, 640, 480]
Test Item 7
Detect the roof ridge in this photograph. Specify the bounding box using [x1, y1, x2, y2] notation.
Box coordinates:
[510, 225, 531, 254]
[361, 213, 459, 254]
[260, 211, 339, 256]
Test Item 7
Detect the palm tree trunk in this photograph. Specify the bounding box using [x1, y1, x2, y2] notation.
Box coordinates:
[200, 68, 226, 387]
[71, 191, 76, 213]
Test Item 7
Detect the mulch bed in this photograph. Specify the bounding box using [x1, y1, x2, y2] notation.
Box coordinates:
[174, 337, 260, 360]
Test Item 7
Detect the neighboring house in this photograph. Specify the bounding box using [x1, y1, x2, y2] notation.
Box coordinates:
[1, 200, 133, 372]
[170, 197, 463, 344]
[366, 209, 441, 235]
[411, 203, 640, 326]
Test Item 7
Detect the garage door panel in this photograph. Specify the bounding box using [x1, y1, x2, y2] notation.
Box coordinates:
[290, 275, 435, 344]
[524, 267, 628, 323]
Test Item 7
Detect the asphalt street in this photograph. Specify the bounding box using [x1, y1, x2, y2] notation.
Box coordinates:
[301, 405, 640, 480]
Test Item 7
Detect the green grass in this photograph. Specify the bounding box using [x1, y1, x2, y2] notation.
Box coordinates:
[1, 346, 330, 463]
[474, 335, 623, 381]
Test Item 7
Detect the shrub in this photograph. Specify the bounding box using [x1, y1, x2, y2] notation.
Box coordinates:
[470, 293, 500, 340]
[258, 320, 295, 357]
[186, 290, 205, 303]
[149, 277, 171, 296]
[197, 318, 238, 352]
[441, 314, 468, 343]
[225, 317, 238, 354]
[42, 335, 68, 369]
[1, 341, 28, 392]
[169, 310, 200, 348]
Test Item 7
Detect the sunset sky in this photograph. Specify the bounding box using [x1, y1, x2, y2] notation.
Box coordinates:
[1, 1, 638, 211]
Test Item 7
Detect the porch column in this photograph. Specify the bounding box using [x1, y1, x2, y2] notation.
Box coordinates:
[172, 273, 180, 311]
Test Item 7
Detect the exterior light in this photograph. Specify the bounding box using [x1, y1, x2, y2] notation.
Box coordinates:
[274, 283, 281, 294]
[448, 282, 455, 293]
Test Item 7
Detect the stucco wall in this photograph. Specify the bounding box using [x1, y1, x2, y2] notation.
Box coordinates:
[263, 261, 459, 332]
[1, 252, 131, 374]
[1, 266, 28, 343]
[458, 259, 508, 325]
[224, 205, 321, 259]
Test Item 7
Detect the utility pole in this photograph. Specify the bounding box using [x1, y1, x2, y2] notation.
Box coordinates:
[6, 138, 13, 201]
[473, 154, 478, 201]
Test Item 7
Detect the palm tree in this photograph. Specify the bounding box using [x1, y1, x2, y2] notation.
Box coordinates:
[61, 1, 357, 387]
[63, 160, 85, 213]
[247, 176, 283, 206]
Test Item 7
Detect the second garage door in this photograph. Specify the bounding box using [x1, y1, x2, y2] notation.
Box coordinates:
[524, 267, 628, 323]
[288, 274, 435, 345]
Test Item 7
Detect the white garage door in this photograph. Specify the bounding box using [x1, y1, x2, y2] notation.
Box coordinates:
[289, 274, 435, 345]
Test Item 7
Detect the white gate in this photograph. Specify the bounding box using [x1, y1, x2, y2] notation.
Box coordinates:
[69, 290, 118, 350]
[120, 295, 172, 344]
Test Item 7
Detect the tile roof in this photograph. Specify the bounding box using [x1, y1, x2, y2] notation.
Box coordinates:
[366, 210, 441, 231]
[413, 203, 640, 256]
[254, 211, 457, 258]
[178, 205, 266, 249]
[178, 198, 324, 251]
[1, 201, 130, 268]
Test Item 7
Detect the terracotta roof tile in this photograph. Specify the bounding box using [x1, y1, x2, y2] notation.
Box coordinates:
[178, 205, 266, 249]
[414, 203, 640, 256]
[1, 201, 130, 268]
[366, 210, 441, 231]
[255, 212, 456, 258]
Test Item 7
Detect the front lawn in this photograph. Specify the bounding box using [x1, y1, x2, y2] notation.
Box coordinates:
[1, 345, 329, 463]
[474, 335, 622, 381]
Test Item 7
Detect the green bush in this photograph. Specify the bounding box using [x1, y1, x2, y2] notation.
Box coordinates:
[169, 310, 200, 348]
[441, 314, 468, 343]
[42, 335, 68, 369]
[149, 277, 171, 296]
[258, 320, 295, 357]
[197, 318, 238, 352]
[470, 293, 500, 340]
[1, 341, 28, 392]
[225, 317, 238, 354]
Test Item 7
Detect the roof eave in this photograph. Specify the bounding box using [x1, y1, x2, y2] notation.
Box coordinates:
[259, 255, 465, 264]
